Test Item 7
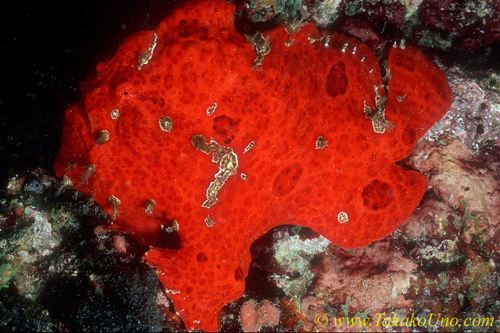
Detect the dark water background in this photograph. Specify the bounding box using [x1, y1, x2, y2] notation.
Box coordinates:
[0, 0, 187, 186]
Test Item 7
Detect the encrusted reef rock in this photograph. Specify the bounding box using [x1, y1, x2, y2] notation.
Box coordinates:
[0, 171, 175, 331]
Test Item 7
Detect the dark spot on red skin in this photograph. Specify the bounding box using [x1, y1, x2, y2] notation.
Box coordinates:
[326, 62, 348, 97]
[179, 29, 190, 37]
[234, 267, 244, 281]
[213, 114, 241, 144]
[402, 125, 416, 145]
[197, 252, 208, 262]
[362, 179, 395, 210]
[199, 27, 208, 40]
[273, 164, 304, 196]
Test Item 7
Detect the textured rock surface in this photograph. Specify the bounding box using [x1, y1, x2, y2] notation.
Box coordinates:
[0, 171, 174, 331]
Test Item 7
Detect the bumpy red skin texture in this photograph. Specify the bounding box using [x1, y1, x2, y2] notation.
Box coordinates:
[53, 0, 452, 331]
